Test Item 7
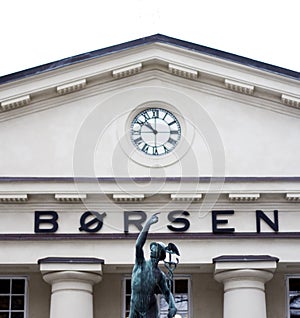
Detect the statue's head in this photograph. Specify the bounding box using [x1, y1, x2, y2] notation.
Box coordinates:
[150, 242, 166, 261]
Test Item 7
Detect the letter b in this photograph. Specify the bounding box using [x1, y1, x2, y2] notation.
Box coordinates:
[34, 211, 58, 233]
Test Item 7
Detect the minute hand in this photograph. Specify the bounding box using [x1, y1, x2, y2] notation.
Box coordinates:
[144, 122, 157, 134]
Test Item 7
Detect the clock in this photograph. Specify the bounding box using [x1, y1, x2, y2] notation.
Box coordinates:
[130, 107, 181, 156]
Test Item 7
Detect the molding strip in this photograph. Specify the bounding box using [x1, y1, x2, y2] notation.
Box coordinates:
[0, 176, 299, 182]
[1, 232, 300, 240]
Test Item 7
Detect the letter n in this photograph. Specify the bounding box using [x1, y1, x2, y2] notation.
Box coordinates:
[256, 210, 279, 233]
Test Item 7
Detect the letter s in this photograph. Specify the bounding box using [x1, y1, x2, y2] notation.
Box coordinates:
[167, 210, 190, 232]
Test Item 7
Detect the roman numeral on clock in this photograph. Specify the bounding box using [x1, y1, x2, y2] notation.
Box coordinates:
[142, 112, 150, 120]
[142, 144, 149, 153]
[168, 138, 177, 146]
[163, 145, 169, 153]
[134, 137, 143, 145]
[137, 119, 145, 125]
[152, 109, 159, 118]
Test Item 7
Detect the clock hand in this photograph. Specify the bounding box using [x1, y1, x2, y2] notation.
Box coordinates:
[144, 122, 157, 134]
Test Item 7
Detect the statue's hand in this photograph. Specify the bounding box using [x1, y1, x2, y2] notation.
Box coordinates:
[168, 307, 177, 318]
[148, 212, 160, 225]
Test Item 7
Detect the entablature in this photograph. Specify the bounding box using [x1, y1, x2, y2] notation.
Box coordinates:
[0, 177, 299, 203]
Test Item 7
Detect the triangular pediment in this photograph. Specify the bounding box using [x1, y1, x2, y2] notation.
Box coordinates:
[0, 34, 299, 179]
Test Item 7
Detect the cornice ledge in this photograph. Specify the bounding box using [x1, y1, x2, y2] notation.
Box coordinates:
[1, 61, 299, 120]
[213, 255, 279, 263]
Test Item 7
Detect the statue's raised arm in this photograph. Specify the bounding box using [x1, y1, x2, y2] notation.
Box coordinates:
[135, 213, 159, 264]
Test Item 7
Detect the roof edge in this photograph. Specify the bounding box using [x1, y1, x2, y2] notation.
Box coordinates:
[0, 176, 300, 182]
[0, 34, 299, 85]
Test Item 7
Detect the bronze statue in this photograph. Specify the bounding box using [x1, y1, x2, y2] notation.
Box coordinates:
[129, 213, 177, 318]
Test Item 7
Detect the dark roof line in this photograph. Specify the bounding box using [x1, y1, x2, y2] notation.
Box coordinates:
[0, 176, 300, 182]
[0, 34, 299, 85]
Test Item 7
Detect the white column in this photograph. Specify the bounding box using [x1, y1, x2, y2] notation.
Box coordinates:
[39, 257, 103, 318]
[214, 255, 278, 318]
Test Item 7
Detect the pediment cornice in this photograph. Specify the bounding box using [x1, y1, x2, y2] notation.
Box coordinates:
[0, 37, 299, 120]
[0, 69, 299, 122]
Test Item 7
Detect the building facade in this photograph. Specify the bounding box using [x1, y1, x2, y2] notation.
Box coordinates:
[0, 34, 299, 318]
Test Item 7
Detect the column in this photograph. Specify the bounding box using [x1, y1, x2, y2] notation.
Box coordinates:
[213, 255, 278, 318]
[39, 257, 104, 318]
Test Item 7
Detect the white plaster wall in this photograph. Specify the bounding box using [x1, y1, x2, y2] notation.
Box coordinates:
[28, 272, 50, 318]
[192, 273, 223, 318]
[0, 77, 299, 178]
[94, 273, 123, 318]
[0, 238, 299, 265]
[266, 272, 286, 318]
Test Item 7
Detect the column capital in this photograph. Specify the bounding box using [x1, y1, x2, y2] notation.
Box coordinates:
[214, 269, 274, 289]
[39, 257, 104, 273]
[42, 270, 102, 287]
[213, 255, 278, 292]
[39, 257, 104, 284]
[213, 255, 278, 275]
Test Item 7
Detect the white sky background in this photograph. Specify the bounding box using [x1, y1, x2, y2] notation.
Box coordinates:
[0, 0, 299, 77]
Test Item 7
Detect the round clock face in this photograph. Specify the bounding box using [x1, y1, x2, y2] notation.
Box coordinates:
[130, 108, 181, 156]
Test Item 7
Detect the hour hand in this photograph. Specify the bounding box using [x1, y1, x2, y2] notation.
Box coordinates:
[144, 122, 157, 134]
